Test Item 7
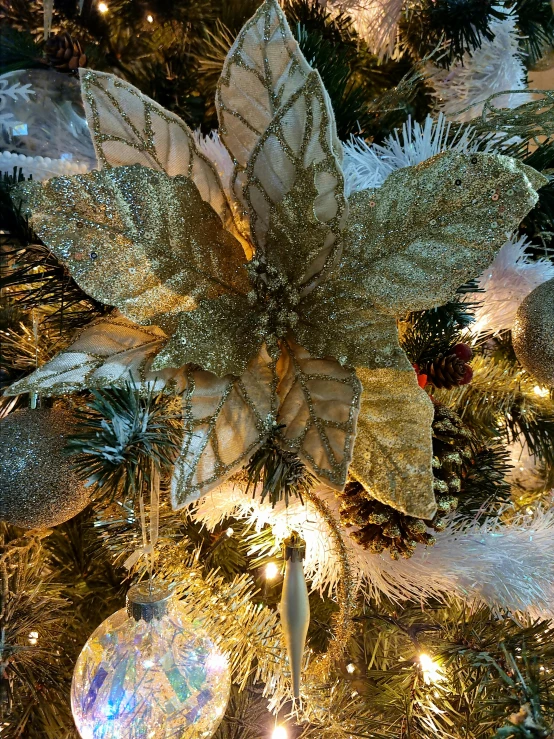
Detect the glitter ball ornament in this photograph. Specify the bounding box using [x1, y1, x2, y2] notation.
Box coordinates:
[0, 407, 91, 529]
[71, 582, 231, 739]
[513, 278, 554, 386]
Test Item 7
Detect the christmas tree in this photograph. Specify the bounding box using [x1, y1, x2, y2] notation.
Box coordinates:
[2, 1, 554, 738]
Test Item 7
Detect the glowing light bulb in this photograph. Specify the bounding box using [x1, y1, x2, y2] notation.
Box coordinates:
[346, 663, 356, 673]
[272, 726, 287, 739]
[265, 562, 279, 579]
[147, 14, 154, 22]
[534, 385, 549, 397]
[419, 653, 443, 684]
[225, 527, 234, 537]
[98, 2, 108, 13]
[28, 631, 39, 645]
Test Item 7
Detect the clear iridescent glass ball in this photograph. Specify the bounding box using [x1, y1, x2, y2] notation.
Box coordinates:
[71, 582, 231, 739]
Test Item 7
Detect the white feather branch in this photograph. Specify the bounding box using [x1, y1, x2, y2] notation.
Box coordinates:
[343, 113, 495, 195]
[464, 234, 554, 335]
[427, 11, 530, 123]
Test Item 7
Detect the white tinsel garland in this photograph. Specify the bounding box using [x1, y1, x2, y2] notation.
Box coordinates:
[428, 11, 530, 123]
[343, 113, 494, 195]
[465, 234, 554, 335]
[193, 483, 554, 618]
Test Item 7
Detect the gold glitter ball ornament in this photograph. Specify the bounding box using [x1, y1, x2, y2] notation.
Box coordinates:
[513, 278, 554, 386]
[0, 407, 91, 529]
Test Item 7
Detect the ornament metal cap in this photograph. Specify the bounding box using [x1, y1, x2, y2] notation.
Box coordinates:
[126, 581, 173, 622]
[282, 531, 306, 562]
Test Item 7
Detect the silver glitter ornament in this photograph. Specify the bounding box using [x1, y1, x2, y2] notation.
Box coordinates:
[513, 278, 554, 386]
[0, 407, 91, 529]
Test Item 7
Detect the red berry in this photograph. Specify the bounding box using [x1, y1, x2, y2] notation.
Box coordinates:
[453, 343, 472, 362]
[459, 364, 473, 385]
[417, 373, 428, 389]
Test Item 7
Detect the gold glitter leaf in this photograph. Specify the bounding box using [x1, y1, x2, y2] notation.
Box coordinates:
[151, 294, 264, 376]
[171, 347, 275, 507]
[350, 366, 435, 519]
[80, 69, 235, 233]
[345, 152, 547, 315]
[276, 338, 361, 490]
[16, 166, 250, 345]
[296, 278, 409, 370]
[5, 313, 187, 396]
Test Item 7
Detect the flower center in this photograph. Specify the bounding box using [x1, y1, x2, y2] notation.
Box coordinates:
[247, 256, 300, 345]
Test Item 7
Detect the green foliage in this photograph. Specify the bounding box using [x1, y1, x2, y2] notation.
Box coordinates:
[400, 293, 476, 366]
[0, 25, 41, 73]
[459, 440, 513, 517]
[244, 431, 314, 507]
[402, 0, 505, 66]
[0, 526, 73, 738]
[66, 385, 182, 500]
[438, 354, 554, 468]
[513, 0, 554, 67]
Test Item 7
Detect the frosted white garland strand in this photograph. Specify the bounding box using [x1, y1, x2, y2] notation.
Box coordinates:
[0, 149, 90, 181]
[342, 113, 494, 195]
[428, 11, 530, 123]
[192, 483, 554, 617]
[465, 234, 554, 335]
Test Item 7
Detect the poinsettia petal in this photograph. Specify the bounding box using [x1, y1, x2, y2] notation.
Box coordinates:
[245, 72, 346, 287]
[345, 152, 547, 314]
[217, 0, 314, 201]
[151, 294, 264, 376]
[350, 365, 436, 519]
[15, 166, 249, 337]
[217, 0, 345, 286]
[5, 313, 187, 396]
[171, 346, 275, 508]
[80, 69, 236, 234]
[276, 338, 361, 490]
[295, 278, 407, 370]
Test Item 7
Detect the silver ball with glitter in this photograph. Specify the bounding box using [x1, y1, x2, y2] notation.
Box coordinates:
[0, 407, 91, 529]
[513, 278, 554, 386]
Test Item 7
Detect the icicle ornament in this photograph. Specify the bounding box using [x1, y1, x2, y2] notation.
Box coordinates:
[280, 532, 310, 699]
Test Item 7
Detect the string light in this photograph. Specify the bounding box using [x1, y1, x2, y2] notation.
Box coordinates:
[265, 562, 279, 579]
[272, 726, 287, 739]
[28, 631, 39, 645]
[419, 653, 444, 684]
[146, 14, 154, 22]
[98, 2, 108, 13]
[225, 527, 234, 537]
[346, 663, 356, 673]
[534, 385, 549, 397]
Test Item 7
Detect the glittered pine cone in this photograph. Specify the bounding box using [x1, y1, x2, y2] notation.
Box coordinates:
[425, 343, 473, 390]
[339, 403, 473, 559]
[45, 32, 87, 73]
[426, 353, 465, 389]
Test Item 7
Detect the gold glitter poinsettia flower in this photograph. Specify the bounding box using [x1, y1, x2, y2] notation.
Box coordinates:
[7, 0, 545, 519]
